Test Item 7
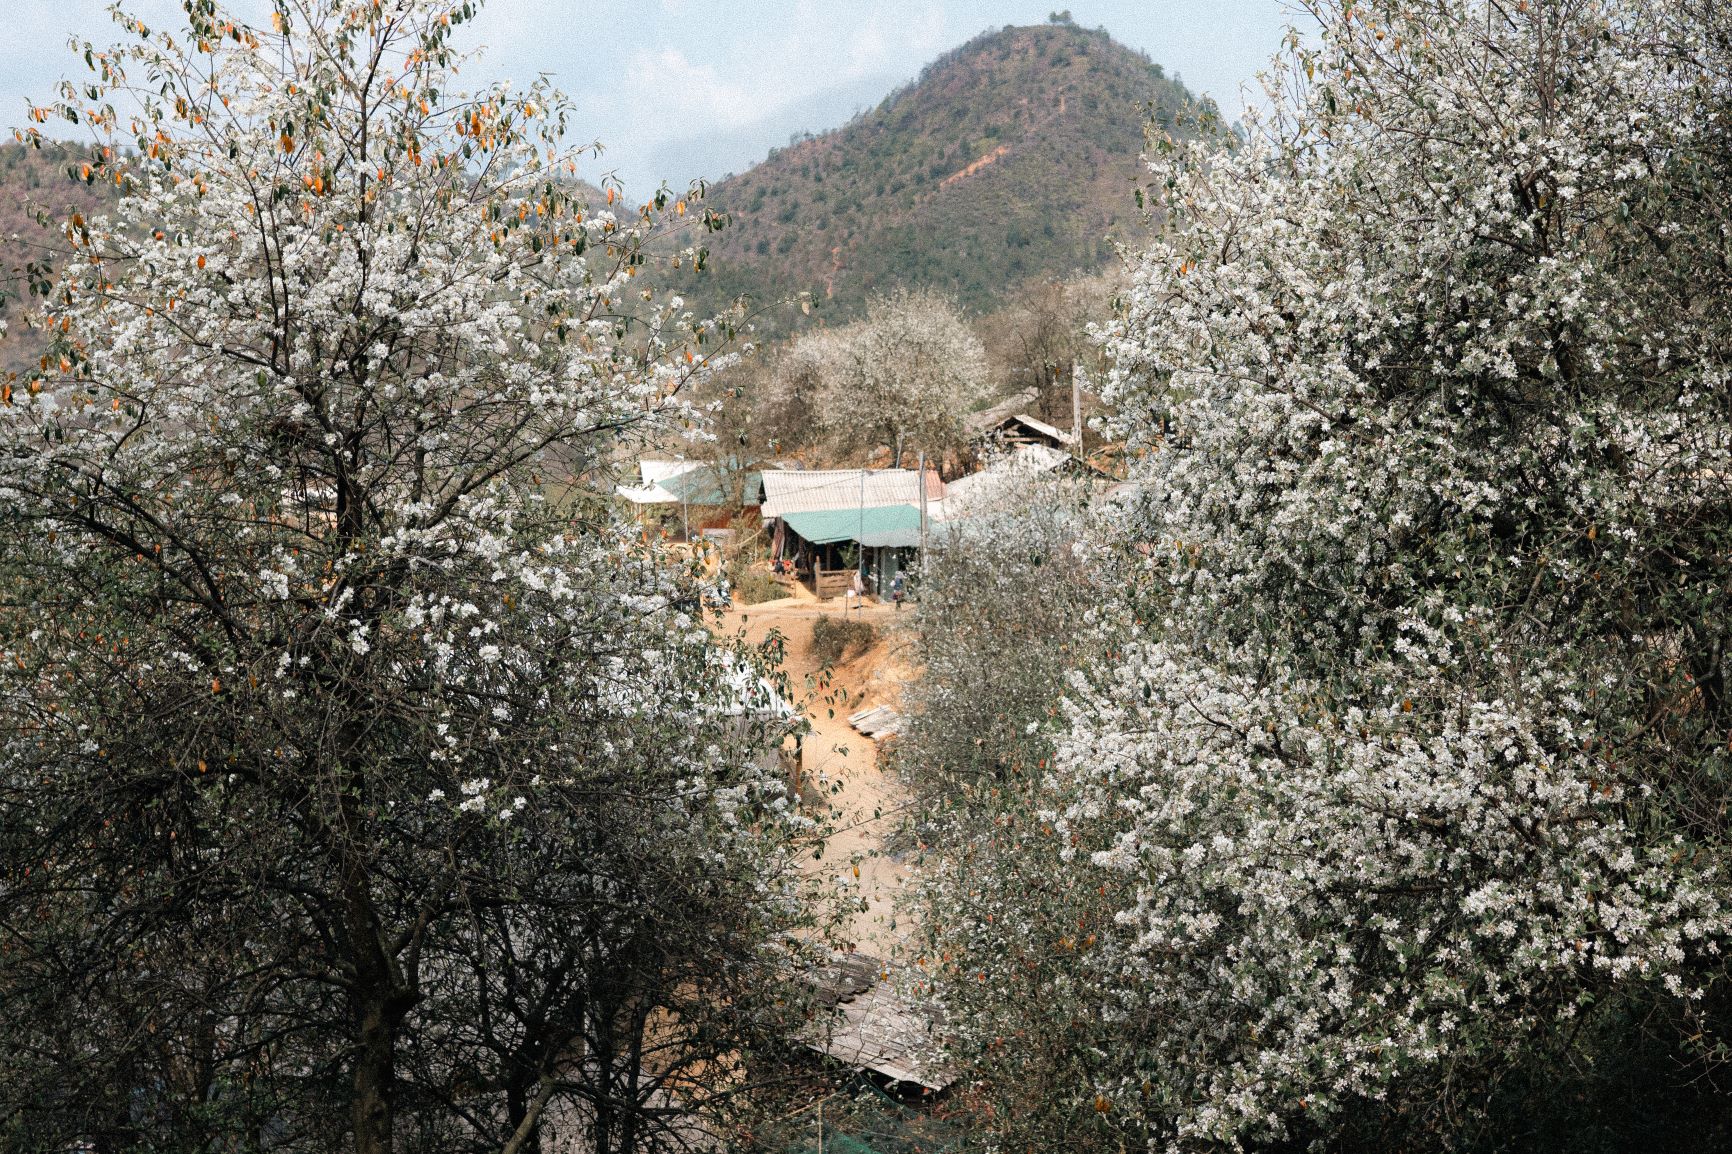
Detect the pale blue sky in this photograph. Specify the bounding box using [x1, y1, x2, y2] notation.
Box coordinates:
[2, 1, 1297, 194]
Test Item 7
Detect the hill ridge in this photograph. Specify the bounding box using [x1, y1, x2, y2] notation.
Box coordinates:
[685, 20, 1207, 331]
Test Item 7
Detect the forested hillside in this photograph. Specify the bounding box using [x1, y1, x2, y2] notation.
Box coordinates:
[689, 19, 1207, 330]
[0, 142, 112, 372]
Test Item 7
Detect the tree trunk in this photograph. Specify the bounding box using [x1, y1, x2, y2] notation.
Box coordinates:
[352, 991, 398, 1154]
[342, 845, 412, 1154]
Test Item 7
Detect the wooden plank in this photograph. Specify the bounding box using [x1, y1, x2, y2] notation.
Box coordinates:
[804, 953, 955, 1091]
[814, 568, 856, 599]
[849, 706, 903, 739]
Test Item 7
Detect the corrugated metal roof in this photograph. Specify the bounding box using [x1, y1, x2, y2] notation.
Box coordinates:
[639, 459, 703, 486]
[760, 469, 941, 518]
[859, 527, 922, 548]
[1009, 413, 1074, 445]
[782, 504, 922, 545]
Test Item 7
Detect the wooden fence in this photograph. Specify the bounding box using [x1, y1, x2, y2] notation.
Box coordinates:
[813, 566, 857, 600]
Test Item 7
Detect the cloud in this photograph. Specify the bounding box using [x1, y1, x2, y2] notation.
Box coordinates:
[621, 47, 762, 131]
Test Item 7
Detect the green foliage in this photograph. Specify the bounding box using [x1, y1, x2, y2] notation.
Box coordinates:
[729, 558, 786, 605]
[746, 1081, 973, 1153]
[0, 6, 826, 1153]
[894, 477, 1130, 1153]
[918, 1, 1732, 1149]
[809, 615, 876, 666]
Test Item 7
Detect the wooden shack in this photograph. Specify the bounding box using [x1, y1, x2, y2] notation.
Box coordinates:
[759, 468, 941, 599]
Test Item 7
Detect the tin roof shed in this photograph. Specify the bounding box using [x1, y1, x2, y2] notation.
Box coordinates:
[660, 465, 761, 507]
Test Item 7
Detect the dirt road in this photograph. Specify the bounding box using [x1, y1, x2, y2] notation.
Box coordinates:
[720, 582, 918, 957]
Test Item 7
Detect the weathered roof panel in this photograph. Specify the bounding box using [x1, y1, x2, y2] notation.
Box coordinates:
[806, 953, 953, 1091]
[1008, 413, 1074, 445]
[761, 469, 940, 518]
[849, 705, 904, 738]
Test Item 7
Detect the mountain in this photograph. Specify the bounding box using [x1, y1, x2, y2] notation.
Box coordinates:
[687, 20, 1207, 332]
[1, 20, 1206, 356]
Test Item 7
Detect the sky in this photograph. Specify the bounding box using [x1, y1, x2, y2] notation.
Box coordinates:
[1, 0, 1295, 195]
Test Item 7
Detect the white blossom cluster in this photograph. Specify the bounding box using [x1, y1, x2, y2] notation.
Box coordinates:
[0, 0, 815, 1082]
[784, 286, 991, 459]
[917, 0, 1732, 1147]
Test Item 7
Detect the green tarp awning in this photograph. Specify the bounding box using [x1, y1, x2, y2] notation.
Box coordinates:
[781, 504, 922, 547]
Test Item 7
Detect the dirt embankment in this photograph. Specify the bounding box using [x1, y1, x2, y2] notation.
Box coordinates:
[721, 583, 919, 955]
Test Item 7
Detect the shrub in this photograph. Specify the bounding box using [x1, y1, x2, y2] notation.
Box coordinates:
[809, 615, 876, 666]
[728, 560, 785, 606]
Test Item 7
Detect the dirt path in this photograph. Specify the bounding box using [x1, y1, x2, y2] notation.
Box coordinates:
[720, 583, 918, 957]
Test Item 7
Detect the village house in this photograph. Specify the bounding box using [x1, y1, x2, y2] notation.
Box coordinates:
[976, 410, 1075, 451]
[965, 386, 1079, 454]
[615, 458, 763, 539]
[759, 467, 943, 599]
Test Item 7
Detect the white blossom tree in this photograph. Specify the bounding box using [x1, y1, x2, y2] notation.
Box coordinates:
[0, 4, 828, 1154]
[896, 469, 1138, 1152]
[919, 0, 1732, 1149]
[808, 287, 990, 465]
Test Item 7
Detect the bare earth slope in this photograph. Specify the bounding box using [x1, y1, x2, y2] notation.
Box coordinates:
[722, 589, 918, 954]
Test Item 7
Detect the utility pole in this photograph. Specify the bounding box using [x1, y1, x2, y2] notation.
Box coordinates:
[857, 468, 866, 615]
[917, 449, 928, 586]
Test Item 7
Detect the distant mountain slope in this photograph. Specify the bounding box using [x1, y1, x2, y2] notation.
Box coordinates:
[691, 20, 1206, 330]
[0, 142, 113, 372]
